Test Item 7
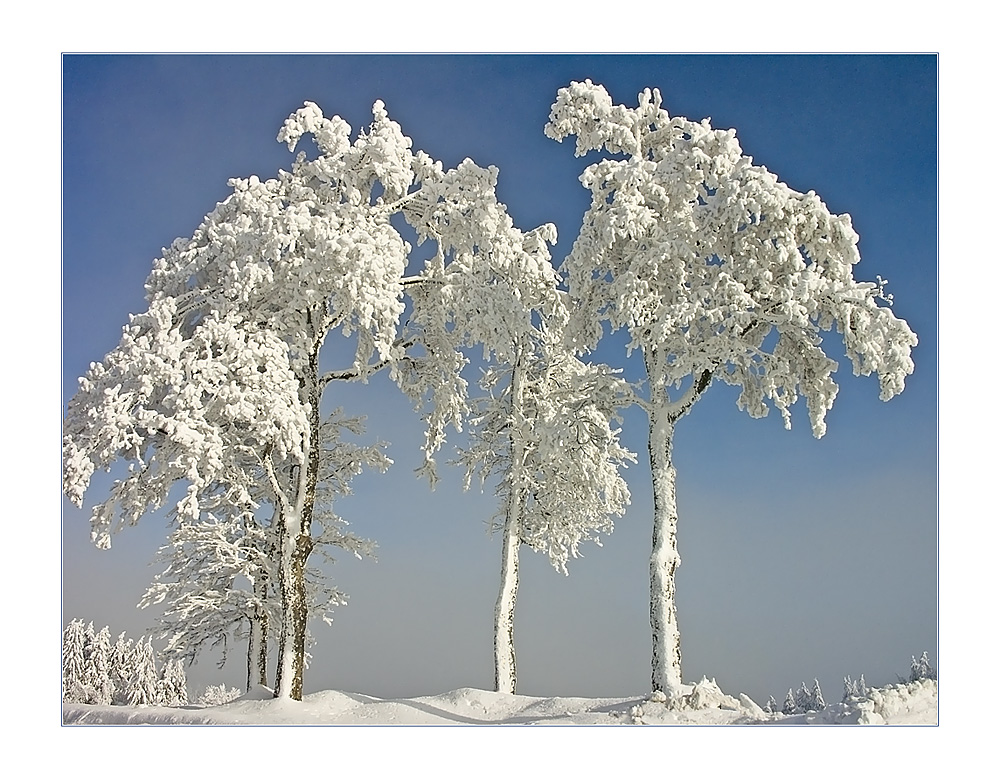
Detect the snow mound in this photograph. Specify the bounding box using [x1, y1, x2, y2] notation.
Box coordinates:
[841, 678, 939, 725]
[234, 684, 275, 701]
[619, 678, 769, 725]
[684, 677, 744, 711]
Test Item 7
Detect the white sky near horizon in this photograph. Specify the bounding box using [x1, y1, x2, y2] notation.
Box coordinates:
[3, 3, 991, 771]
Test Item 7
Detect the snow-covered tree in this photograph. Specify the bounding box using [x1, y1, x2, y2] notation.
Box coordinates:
[546, 81, 918, 702]
[62, 619, 91, 703]
[910, 651, 936, 682]
[63, 300, 317, 697]
[64, 98, 557, 700]
[786, 679, 826, 713]
[140, 509, 275, 690]
[810, 679, 826, 710]
[158, 658, 189, 707]
[385, 150, 635, 694]
[83, 625, 114, 705]
[139, 409, 382, 693]
[458, 330, 634, 693]
[127, 637, 160, 706]
[109, 632, 134, 705]
[63, 99, 426, 700]
[63, 621, 116, 705]
[843, 673, 869, 701]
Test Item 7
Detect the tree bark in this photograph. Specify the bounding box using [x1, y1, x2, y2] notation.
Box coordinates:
[274, 518, 312, 700]
[274, 327, 322, 701]
[648, 403, 683, 702]
[494, 500, 521, 694]
[247, 577, 269, 691]
[494, 353, 525, 694]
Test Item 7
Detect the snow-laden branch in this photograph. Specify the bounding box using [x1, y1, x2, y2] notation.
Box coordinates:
[320, 337, 416, 387]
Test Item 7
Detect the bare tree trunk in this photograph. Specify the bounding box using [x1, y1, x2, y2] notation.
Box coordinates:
[494, 352, 525, 695]
[648, 403, 683, 702]
[247, 579, 269, 691]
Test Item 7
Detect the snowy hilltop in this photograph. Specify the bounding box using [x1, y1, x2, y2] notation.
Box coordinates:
[63, 676, 937, 726]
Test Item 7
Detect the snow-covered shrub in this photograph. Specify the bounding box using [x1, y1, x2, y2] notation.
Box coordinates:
[197, 684, 243, 706]
[909, 651, 936, 682]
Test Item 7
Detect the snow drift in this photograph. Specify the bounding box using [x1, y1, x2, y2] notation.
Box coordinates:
[63, 677, 937, 726]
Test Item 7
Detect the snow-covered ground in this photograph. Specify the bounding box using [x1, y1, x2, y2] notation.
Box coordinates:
[63, 676, 937, 726]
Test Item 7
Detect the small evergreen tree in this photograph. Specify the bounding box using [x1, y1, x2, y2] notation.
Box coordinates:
[127, 637, 160, 706]
[786, 679, 826, 713]
[83, 625, 114, 705]
[910, 651, 936, 682]
[810, 679, 826, 710]
[793, 682, 811, 712]
[108, 632, 134, 705]
[843, 674, 869, 701]
[158, 658, 189, 707]
[765, 695, 778, 714]
[62, 619, 90, 703]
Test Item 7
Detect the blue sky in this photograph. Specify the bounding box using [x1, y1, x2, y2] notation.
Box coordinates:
[62, 54, 936, 704]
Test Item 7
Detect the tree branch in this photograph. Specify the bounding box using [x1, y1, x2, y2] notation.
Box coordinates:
[260, 444, 290, 516]
[319, 337, 417, 387]
[400, 275, 446, 287]
[667, 368, 713, 423]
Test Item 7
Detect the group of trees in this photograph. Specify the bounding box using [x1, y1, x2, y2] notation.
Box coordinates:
[762, 650, 936, 715]
[62, 620, 188, 707]
[63, 82, 917, 703]
[909, 651, 937, 682]
[779, 679, 827, 715]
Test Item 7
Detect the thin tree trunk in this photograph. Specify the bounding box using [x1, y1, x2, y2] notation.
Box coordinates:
[247, 580, 269, 691]
[494, 501, 521, 694]
[494, 353, 526, 694]
[648, 403, 683, 702]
